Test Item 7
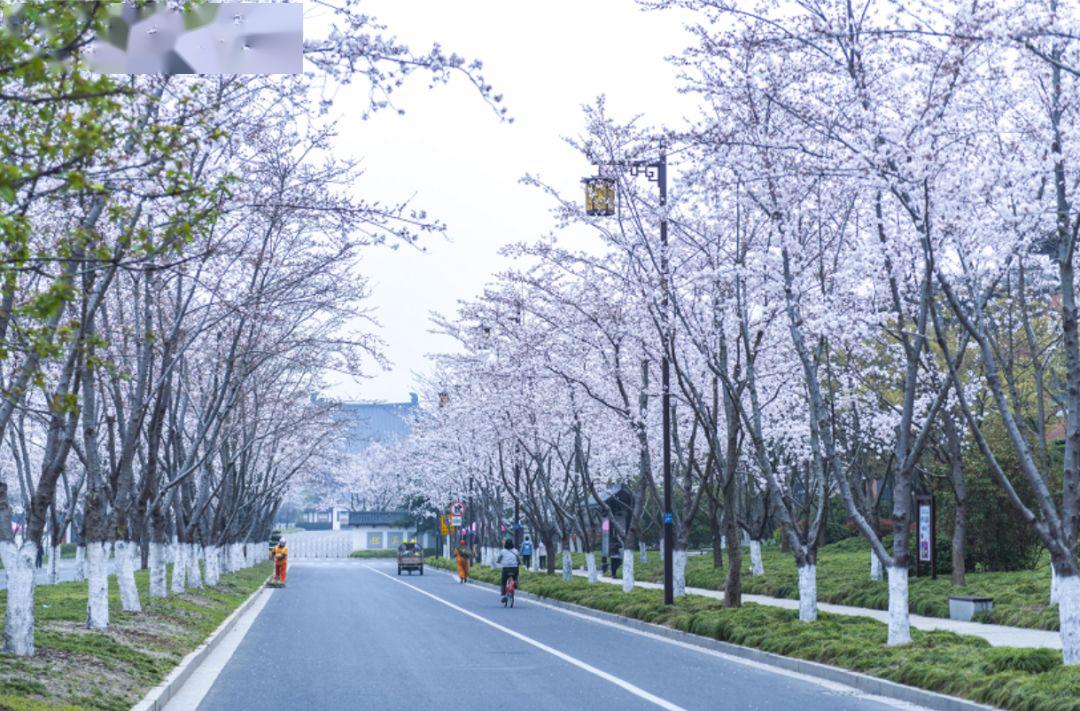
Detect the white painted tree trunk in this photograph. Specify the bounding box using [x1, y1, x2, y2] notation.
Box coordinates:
[86, 542, 110, 629]
[187, 543, 203, 588]
[204, 546, 220, 585]
[0, 541, 38, 655]
[171, 542, 187, 594]
[1051, 566, 1059, 606]
[114, 541, 142, 612]
[871, 551, 883, 581]
[886, 565, 912, 645]
[1059, 574, 1080, 665]
[798, 564, 817, 622]
[561, 550, 572, 581]
[74, 545, 86, 581]
[622, 552, 635, 593]
[585, 552, 598, 583]
[749, 540, 765, 576]
[673, 549, 688, 597]
[530, 550, 539, 571]
[47, 542, 60, 585]
[149, 542, 168, 597]
[659, 544, 664, 561]
[639, 542, 647, 563]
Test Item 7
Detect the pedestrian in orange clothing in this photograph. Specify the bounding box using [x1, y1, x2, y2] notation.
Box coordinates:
[274, 540, 288, 585]
[454, 539, 471, 583]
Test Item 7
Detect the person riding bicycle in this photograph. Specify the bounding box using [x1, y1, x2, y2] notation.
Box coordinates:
[494, 538, 520, 603]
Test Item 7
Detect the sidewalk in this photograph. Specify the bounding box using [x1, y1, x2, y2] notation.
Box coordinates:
[570, 570, 1061, 650]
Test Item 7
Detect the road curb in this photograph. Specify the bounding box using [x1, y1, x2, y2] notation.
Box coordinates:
[437, 566, 998, 711]
[131, 574, 272, 711]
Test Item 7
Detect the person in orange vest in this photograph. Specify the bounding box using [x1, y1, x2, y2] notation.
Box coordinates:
[454, 539, 472, 583]
[273, 539, 289, 586]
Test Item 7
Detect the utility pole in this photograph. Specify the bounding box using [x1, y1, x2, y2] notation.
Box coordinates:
[583, 148, 673, 604]
[659, 150, 673, 606]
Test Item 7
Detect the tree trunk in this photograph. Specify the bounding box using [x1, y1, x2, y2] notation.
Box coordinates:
[749, 540, 764, 576]
[951, 502, 967, 586]
[585, 552, 598, 583]
[673, 547, 688, 597]
[86, 541, 111, 629]
[1059, 573, 1080, 665]
[943, 416, 968, 586]
[171, 540, 187, 594]
[47, 540, 60, 585]
[186, 543, 203, 588]
[871, 550, 883, 581]
[723, 483, 742, 607]
[709, 502, 724, 569]
[561, 549, 572, 581]
[114, 540, 142, 612]
[149, 542, 168, 597]
[798, 563, 817, 622]
[0, 541, 38, 655]
[887, 565, 912, 645]
[639, 541, 647, 563]
[204, 546, 220, 585]
[74, 545, 86, 581]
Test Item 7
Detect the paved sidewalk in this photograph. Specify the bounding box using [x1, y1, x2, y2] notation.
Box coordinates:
[570, 570, 1061, 650]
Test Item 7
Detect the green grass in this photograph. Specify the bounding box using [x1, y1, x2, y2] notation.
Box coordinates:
[595, 538, 1061, 631]
[349, 550, 397, 558]
[0, 561, 271, 710]
[427, 556, 1079, 711]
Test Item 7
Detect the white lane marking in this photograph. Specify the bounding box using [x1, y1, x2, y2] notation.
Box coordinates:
[163, 588, 275, 711]
[365, 565, 686, 711]
[427, 567, 927, 711]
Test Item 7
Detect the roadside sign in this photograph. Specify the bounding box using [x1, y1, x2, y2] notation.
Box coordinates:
[439, 516, 448, 536]
[450, 501, 464, 516]
[915, 494, 937, 579]
[451, 515, 462, 528]
[663, 512, 673, 524]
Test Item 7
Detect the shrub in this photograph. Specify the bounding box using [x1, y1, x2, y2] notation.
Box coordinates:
[984, 648, 1061, 675]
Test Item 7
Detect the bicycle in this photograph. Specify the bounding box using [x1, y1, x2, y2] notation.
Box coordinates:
[502, 573, 516, 608]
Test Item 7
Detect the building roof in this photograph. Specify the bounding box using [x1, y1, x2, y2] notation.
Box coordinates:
[333, 394, 419, 453]
[348, 510, 413, 527]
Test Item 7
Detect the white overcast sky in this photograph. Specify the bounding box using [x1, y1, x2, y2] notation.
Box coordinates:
[317, 0, 699, 403]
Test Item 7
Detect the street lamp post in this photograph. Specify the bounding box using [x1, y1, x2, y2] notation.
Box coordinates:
[583, 150, 674, 605]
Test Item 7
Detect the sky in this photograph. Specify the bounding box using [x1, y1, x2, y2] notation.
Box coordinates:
[318, 0, 700, 403]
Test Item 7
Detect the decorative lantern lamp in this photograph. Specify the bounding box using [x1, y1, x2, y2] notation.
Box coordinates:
[583, 175, 617, 217]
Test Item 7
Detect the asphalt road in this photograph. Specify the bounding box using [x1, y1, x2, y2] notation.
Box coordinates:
[196, 560, 923, 711]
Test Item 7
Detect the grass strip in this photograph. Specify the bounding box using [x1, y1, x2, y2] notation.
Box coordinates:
[349, 550, 397, 558]
[428, 557, 1080, 711]
[0, 561, 272, 710]
[567, 537, 1061, 632]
